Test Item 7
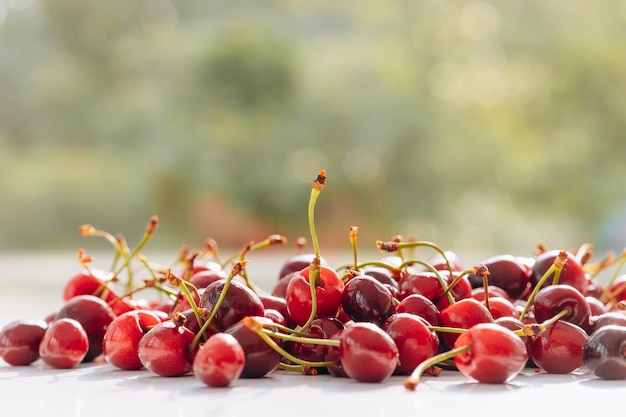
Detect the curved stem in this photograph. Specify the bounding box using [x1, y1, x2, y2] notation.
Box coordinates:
[519, 251, 567, 322]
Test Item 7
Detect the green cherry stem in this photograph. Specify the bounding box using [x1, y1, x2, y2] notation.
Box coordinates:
[404, 344, 471, 391]
[600, 248, 626, 304]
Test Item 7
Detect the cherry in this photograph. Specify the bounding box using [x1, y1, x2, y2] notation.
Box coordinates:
[425, 250, 465, 272]
[583, 324, 626, 380]
[395, 293, 441, 326]
[102, 309, 163, 370]
[285, 265, 345, 327]
[585, 311, 626, 335]
[0, 319, 48, 366]
[452, 323, 528, 384]
[439, 298, 494, 348]
[62, 270, 118, 303]
[270, 271, 297, 299]
[530, 320, 589, 374]
[193, 332, 246, 387]
[483, 296, 519, 320]
[199, 278, 265, 332]
[382, 313, 439, 375]
[225, 316, 282, 378]
[138, 319, 196, 377]
[188, 268, 227, 289]
[467, 254, 530, 300]
[278, 253, 329, 280]
[397, 271, 445, 302]
[55, 294, 117, 362]
[361, 265, 400, 293]
[530, 249, 587, 295]
[471, 286, 511, 302]
[338, 322, 399, 383]
[532, 284, 591, 328]
[341, 275, 395, 326]
[39, 318, 89, 369]
[285, 317, 344, 370]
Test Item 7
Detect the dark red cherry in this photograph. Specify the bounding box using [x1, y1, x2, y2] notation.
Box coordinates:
[383, 313, 439, 375]
[188, 269, 227, 289]
[55, 294, 117, 362]
[530, 320, 589, 374]
[339, 322, 399, 383]
[341, 275, 395, 326]
[395, 293, 441, 326]
[532, 284, 591, 328]
[585, 311, 626, 335]
[530, 250, 587, 295]
[467, 254, 530, 300]
[278, 253, 328, 279]
[439, 298, 494, 348]
[453, 322, 528, 383]
[0, 319, 48, 366]
[62, 270, 117, 303]
[225, 316, 282, 378]
[102, 309, 163, 370]
[138, 320, 196, 377]
[583, 324, 626, 380]
[199, 279, 265, 332]
[285, 265, 345, 327]
[193, 332, 245, 387]
[39, 318, 89, 369]
[286, 317, 344, 369]
[425, 251, 464, 272]
[435, 272, 473, 311]
[397, 271, 445, 302]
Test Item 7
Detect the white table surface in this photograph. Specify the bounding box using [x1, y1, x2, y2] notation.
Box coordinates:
[0, 252, 622, 416]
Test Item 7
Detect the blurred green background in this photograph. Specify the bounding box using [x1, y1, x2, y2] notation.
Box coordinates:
[1, 0, 626, 260]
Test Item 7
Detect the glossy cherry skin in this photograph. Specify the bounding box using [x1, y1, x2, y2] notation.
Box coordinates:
[383, 313, 439, 375]
[530, 250, 587, 295]
[62, 270, 117, 303]
[453, 323, 528, 384]
[532, 284, 591, 328]
[468, 255, 530, 300]
[278, 254, 329, 279]
[138, 320, 196, 377]
[286, 317, 344, 370]
[225, 316, 282, 378]
[606, 275, 626, 304]
[55, 294, 117, 362]
[0, 319, 48, 366]
[530, 320, 589, 374]
[193, 333, 246, 387]
[285, 265, 345, 327]
[439, 298, 494, 349]
[188, 269, 227, 289]
[324, 330, 349, 378]
[39, 318, 89, 369]
[102, 309, 163, 370]
[199, 279, 265, 332]
[425, 251, 465, 272]
[339, 322, 399, 383]
[397, 271, 445, 302]
[483, 296, 519, 320]
[395, 293, 441, 326]
[586, 311, 626, 335]
[435, 272, 473, 311]
[341, 275, 395, 326]
[583, 324, 626, 380]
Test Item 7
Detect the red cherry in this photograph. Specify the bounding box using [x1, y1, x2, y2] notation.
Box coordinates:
[583, 324, 626, 380]
[453, 322, 528, 384]
[532, 284, 591, 328]
[338, 322, 399, 383]
[193, 333, 245, 388]
[439, 298, 494, 348]
[395, 293, 441, 326]
[225, 316, 282, 378]
[39, 318, 89, 369]
[102, 309, 163, 370]
[530, 250, 587, 295]
[55, 294, 117, 362]
[383, 313, 439, 375]
[62, 270, 117, 303]
[530, 320, 589, 374]
[468, 254, 530, 300]
[138, 320, 196, 377]
[0, 319, 48, 366]
[341, 275, 395, 326]
[199, 279, 265, 332]
[285, 265, 345, 327]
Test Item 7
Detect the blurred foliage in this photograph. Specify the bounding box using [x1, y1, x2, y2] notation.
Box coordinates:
[1, 0, 626, 258]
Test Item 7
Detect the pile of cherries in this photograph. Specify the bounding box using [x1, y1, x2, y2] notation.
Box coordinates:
[1, 171, 626, 390]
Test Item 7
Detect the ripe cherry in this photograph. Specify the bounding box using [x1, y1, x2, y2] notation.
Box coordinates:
[338, 322, 399, 383]
[452, 323, 528, 384]
[55, 294, 117, 362]
[138, 319, 196, 377]
[530, 249, 587, 295]
[341, 275, 395, 326]
[225, 316, 282, 378]
[285, 265, 345, 327]
[382, 313, 439, 375]
[0, 319, 48, 366]
[583, 324, 626, 380]
[199, 279, 265, 332]
[395, 293, 441, 326]
[102, 309, 163, 370]
[530, 320, 589, 374]
[468, 254, 530, 300]
[532, 284, 591, 328]
[193, 333, 246, 387]
[439, 298, 494, 348]
[62, 270, 117, 303]
[39, 318, 89, 369]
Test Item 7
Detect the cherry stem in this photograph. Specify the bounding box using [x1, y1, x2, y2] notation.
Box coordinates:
[244, 317, 339, 368]
[189, 261, 248, 351]
[519, 250, 567, 322]
[404, 343, 472, 391]
[164, 269, 205, 336]
[349, 226, 359, 270]
[600, 248, 626, 304]
[376, 239, 455, 280]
